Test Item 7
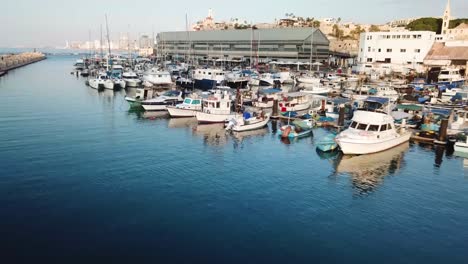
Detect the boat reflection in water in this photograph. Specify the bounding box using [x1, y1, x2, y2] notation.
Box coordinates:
[128, 109, 169, 120]
[192, 123, 228, 147]
[335, 142, 409, 195]
[231, 127, 269, 149]
[167, 117, 197, 129]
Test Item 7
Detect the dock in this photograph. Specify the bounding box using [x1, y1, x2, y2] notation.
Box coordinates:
[0, 52, 46, 73]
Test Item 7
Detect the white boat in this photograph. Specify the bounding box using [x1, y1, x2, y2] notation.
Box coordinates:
[167, 97, 203, 117]
[226, 112, 270, 132]
[296, 75, 321, 85]
[450, 110, 468, 133]
[143, 68, 172, 86]
[335, 103, 412, 155]
[438, 68, 465, 86]
[454, 138, 468, 155]
[89, 74, 114, 90]
[300, 84, 331, 95]
[374, 86, 399, 101]
[124, 87, 158, 108]
[122, 71, 142, 87]
[225, 71, 250, 89]
[278, 92, 311, 112]
[252, 88, 283, 108]
[141, 90, 184, 111]
[196, 91, 235, 123]
[112, 78, 126, 89]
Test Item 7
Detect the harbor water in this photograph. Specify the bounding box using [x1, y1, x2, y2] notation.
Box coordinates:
[1, 55, 468, 263]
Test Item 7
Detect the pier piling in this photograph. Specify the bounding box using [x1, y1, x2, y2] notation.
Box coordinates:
[337, 105, 345, 127]
[272, 99, 279, 117]
[435, 119, 449, 145]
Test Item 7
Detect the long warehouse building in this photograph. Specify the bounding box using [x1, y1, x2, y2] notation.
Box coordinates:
[156, 28, 330, 64]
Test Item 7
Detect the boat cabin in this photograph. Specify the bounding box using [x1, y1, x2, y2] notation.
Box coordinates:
[202, 92, 232, 115]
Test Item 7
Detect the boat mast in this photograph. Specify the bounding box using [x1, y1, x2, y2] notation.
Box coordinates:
[185, 13, 190, 64]
[105, 14, 112, 71]
[309, 29, 313, 71]
[100, 24, 104, 62]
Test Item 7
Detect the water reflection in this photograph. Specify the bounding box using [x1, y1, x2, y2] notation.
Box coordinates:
[335, 143, 409, 195]
[231, 127, 269, 149]
[168, 117, 197, 129]
[192, 123, 228, 147]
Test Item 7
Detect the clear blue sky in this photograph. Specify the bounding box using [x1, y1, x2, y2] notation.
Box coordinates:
[1, 0, 466, 47]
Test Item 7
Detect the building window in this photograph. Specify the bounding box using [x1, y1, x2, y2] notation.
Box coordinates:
[378, 48, 381, 52]
[400, 49, 406, 52]
[415, 49, 421, 53]
[387, 49, 392, 52]
[367, 58, 373, 62]
[368, 47, 371, 52]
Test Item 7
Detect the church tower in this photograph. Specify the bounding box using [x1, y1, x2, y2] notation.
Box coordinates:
[442, 0, 451, 35]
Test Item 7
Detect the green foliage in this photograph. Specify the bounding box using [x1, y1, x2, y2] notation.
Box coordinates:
[450, 19, 468, 29]
[312, 20, 320, 28]
[350, 25, 365, 39]
[405, 17, 442, 33]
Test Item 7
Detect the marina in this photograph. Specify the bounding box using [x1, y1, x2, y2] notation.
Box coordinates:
[1, 53, 468, 263]
[2, 0, 468, 262]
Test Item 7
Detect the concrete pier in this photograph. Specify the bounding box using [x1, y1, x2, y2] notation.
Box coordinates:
[0, 52, 46, 73]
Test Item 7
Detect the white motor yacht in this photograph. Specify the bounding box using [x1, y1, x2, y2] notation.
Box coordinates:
[122, 71, 142, 87]
[335, 97, 411, 155]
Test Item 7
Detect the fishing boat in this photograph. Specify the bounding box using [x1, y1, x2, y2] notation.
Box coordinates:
[225, 71, 250, 89]
[141, 90, 184, 111]
[279, 92, 311, 112]
[438, 68, 465, 87]
[335, 98, 412, 155]
[192, 68, 226, 91]
[226, 112, 270, 132]
[279, 119, 314, 139]
[316, 133, 338, 152]
[167, 97, 203, 117]
[252, 88, 283, 108]
[195, 91, 235, 123]
[296, 74, 321, 85]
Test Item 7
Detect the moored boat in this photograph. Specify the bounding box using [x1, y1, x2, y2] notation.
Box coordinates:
[141, 90, 184, 111]
[195, 91, 235, 123]
[335, 99, 412, 155]
[226, 112, 270, 132]
[167, 97, 203, 117]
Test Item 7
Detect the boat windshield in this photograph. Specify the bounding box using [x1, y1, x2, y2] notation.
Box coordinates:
[163, 91, 180, 97]
[192, 100, 201, 105]
[183, 98, 191, 104]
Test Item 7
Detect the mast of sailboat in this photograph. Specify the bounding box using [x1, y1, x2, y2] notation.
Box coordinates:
[127, 25, 131, 67]
[100, 24, 104, 62]
[185, 13, 190, 64]
[309, 29, 313, 71]
[105, 14, 111, 72]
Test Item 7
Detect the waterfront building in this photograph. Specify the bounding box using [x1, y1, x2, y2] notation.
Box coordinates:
[356, 31, 436, 73]
[156, 28, 330, 65]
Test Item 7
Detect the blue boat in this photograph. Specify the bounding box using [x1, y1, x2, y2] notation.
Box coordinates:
[316, 133, 338, 152]
[279, 119, 314, 139]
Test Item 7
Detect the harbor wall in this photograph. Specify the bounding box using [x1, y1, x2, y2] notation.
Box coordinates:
[0, 52, 46, 72]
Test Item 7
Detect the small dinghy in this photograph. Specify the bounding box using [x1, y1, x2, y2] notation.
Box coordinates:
[316, 133, 338, 152]
[279, 119, 314, 139]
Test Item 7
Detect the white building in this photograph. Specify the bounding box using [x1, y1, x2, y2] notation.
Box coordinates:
[356, 31, 436, 73]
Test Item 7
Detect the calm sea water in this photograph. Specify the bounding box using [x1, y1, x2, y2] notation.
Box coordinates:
[1, 55, 467, 263]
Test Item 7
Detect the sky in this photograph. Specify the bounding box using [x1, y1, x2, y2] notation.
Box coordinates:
[1, 0, 466, 48]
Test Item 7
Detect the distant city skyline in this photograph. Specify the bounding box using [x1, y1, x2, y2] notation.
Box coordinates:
[1, 0, 466, 48]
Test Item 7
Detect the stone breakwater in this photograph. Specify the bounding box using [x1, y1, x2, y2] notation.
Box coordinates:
[0, 52, 46, 72]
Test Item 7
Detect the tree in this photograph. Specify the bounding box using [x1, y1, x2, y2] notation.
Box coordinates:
[369, 25, 381, 32]
[350, 25, 365, 40]
[337, 17, 341, 24]
[406, 17, 442, 33]
[312, 20, 320, 28]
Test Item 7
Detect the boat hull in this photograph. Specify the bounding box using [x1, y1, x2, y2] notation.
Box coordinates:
[226, 80, 249, 89]
[337, 132, 411, 155]
[231, 117, 270, 132]
[196, 112, 235, 123]
[167, 106, 199, 117]
[454, 142, 468, 153]
[124, 79, 142, 87]
[194, 79, 218, 91]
